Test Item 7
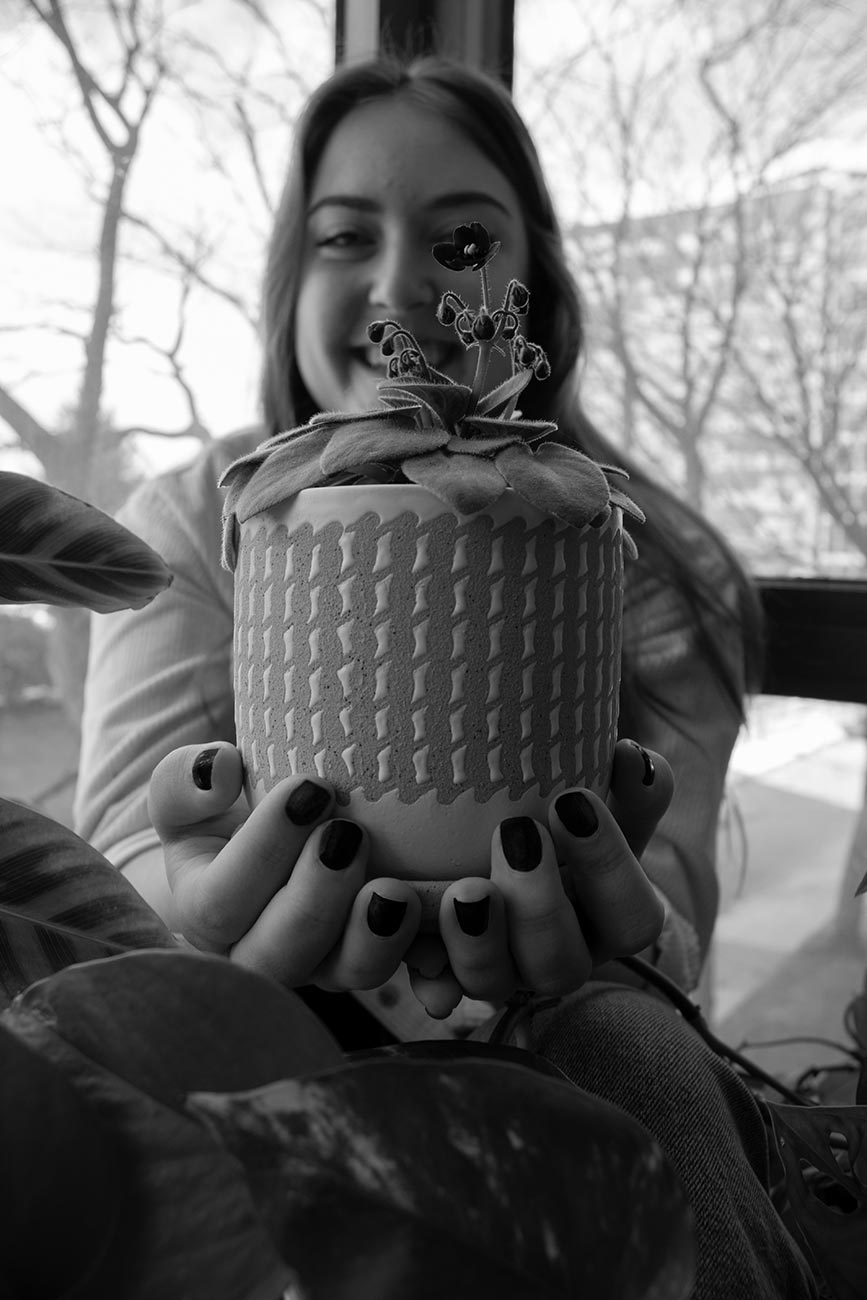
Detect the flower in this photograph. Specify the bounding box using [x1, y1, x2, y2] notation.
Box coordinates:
[220, 222, 644, 568]
[432, 221, 500, 271]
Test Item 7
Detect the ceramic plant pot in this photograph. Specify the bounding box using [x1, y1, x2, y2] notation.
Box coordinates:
[232, 483, 623, 880]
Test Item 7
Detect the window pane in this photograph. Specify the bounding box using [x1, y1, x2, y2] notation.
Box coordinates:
[514, 1, 867, 1091]
[513, 0, 867, 579]
[1, 2, 334, 830]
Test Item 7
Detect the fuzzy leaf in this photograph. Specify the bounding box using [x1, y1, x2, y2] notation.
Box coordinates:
[473, 367, 534, 416]
[460, 413, 557, 443]
[376, 379, 473, 426]
[319, 417, 446, 479]
[0, 471, 172, 612]
[403, 449, 508, 515]
[496, 442, 611, 528]
[191, 1052, 695, 1300]
[0, 798, 175, 1010]
[768, 1102, 867, 1300]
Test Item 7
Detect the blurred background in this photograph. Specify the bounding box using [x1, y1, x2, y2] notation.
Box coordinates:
[2, 0, 865, 1088]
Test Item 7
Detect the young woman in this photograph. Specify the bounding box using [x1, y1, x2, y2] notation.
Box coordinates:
[75, 57, 814, 1296]
[76, 54, 760, 1005]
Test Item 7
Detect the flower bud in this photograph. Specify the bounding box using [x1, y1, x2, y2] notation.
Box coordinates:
[367, 321, 387, 343]
[472, 312, 496, 341]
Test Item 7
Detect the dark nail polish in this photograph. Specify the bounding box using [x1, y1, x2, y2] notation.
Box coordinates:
[454, 895, 491, 936]
[367, 892, 408, 937]
[555, 791, 599, 837]
[318, 819, 362, 870]
[630, 741, 655, 786]
[500, 817, 542, 871]
[192, 747, 219, 791]
[285, 780, 331, 826]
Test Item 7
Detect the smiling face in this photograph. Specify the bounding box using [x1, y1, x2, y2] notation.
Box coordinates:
[294, 97, 531, 415]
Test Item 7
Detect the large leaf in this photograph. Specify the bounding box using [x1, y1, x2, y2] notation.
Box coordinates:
[191, 1053, 696, 1300]
[0, 470, 172, 611]
[3, 950, 345, 1300]
[0, 797, 176, 1009]
[0, 1023, 123, 1300]
[7, 947, 343, 1108]
[768, 1101, 867, 1300]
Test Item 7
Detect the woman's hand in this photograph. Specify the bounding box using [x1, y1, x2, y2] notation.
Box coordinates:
[405, 739, 674, 1017]
[148, 743, 422, 992]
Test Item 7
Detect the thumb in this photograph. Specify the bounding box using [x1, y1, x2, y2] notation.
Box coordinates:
[148, 742, 246, 842]
[606, 739, 674, 861]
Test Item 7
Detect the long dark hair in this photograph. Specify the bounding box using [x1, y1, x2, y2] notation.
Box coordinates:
[260, 55, 763, 722]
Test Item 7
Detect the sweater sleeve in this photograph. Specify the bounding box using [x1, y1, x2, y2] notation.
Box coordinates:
[74, 435, 255, 864]
[620, 524, 747, 992]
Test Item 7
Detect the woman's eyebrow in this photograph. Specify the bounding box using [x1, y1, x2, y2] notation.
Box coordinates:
[426, 191, 511, 216]
[307, 195, 379, 217]
[307, 191, 512, 218]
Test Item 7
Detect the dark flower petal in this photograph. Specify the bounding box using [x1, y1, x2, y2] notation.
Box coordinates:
[432, 243, 469, 271]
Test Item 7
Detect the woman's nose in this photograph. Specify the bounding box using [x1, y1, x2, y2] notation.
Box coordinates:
[367, 239, 437, 313]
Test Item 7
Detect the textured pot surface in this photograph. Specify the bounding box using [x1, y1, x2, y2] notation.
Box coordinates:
[233, 486, 622, 878]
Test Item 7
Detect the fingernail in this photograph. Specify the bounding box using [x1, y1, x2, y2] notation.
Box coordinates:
[285, 780, 331, 826]
[367, 892, 408, 937]
[318, 819, 362, 870]
[555, 791, 599, 837]
[500, 817, 542, 871]
[454, 895, 491, 936]
[629, 741, 655, 786]
[192, 747, 219, 791]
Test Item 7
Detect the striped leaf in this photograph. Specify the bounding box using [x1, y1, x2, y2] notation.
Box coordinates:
[0, 797, 176, 1010]
[0, 470, 172, 612]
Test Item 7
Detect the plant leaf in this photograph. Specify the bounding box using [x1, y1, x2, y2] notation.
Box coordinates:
[7, 948, 343, 1111]
[767, 1102, 867, 1300]
[0, 797, 176, 1010]
[4, 965, 293, 1300]
[0, 1022, 124, 1299]
[191, 1053, 696, 1300]
[0, 470, 173, 611]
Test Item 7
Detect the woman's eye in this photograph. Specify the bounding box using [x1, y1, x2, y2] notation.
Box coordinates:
[316, 230, 373, 256]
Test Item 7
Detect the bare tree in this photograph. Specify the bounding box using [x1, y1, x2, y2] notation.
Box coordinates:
[0, 0, 331, 721]
[516, 0, 867, 537]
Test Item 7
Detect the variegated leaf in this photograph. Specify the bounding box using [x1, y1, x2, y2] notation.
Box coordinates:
[191, 1052, 695, 1299]
[0, 471, 172, 612]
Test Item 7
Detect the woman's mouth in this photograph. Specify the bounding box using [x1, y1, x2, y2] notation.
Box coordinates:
[351, 341, 467, 380]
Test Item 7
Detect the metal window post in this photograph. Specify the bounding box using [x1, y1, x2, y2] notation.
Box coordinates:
[335, 0, 515, 87]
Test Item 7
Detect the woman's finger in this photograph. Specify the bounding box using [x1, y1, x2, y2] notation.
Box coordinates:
[230, 818, 368, 985]
[160, 764, 335, 952]
[438, 880, 517, 1004]
[549, 788, 665, 962]
[149, 742, 246, 840]
[490, 816, 591, 995]
[317, 877, 422, 992]
[606, 740, 674, 860]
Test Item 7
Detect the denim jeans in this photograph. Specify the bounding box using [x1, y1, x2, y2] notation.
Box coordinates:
[531, 983, 819, 1300]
